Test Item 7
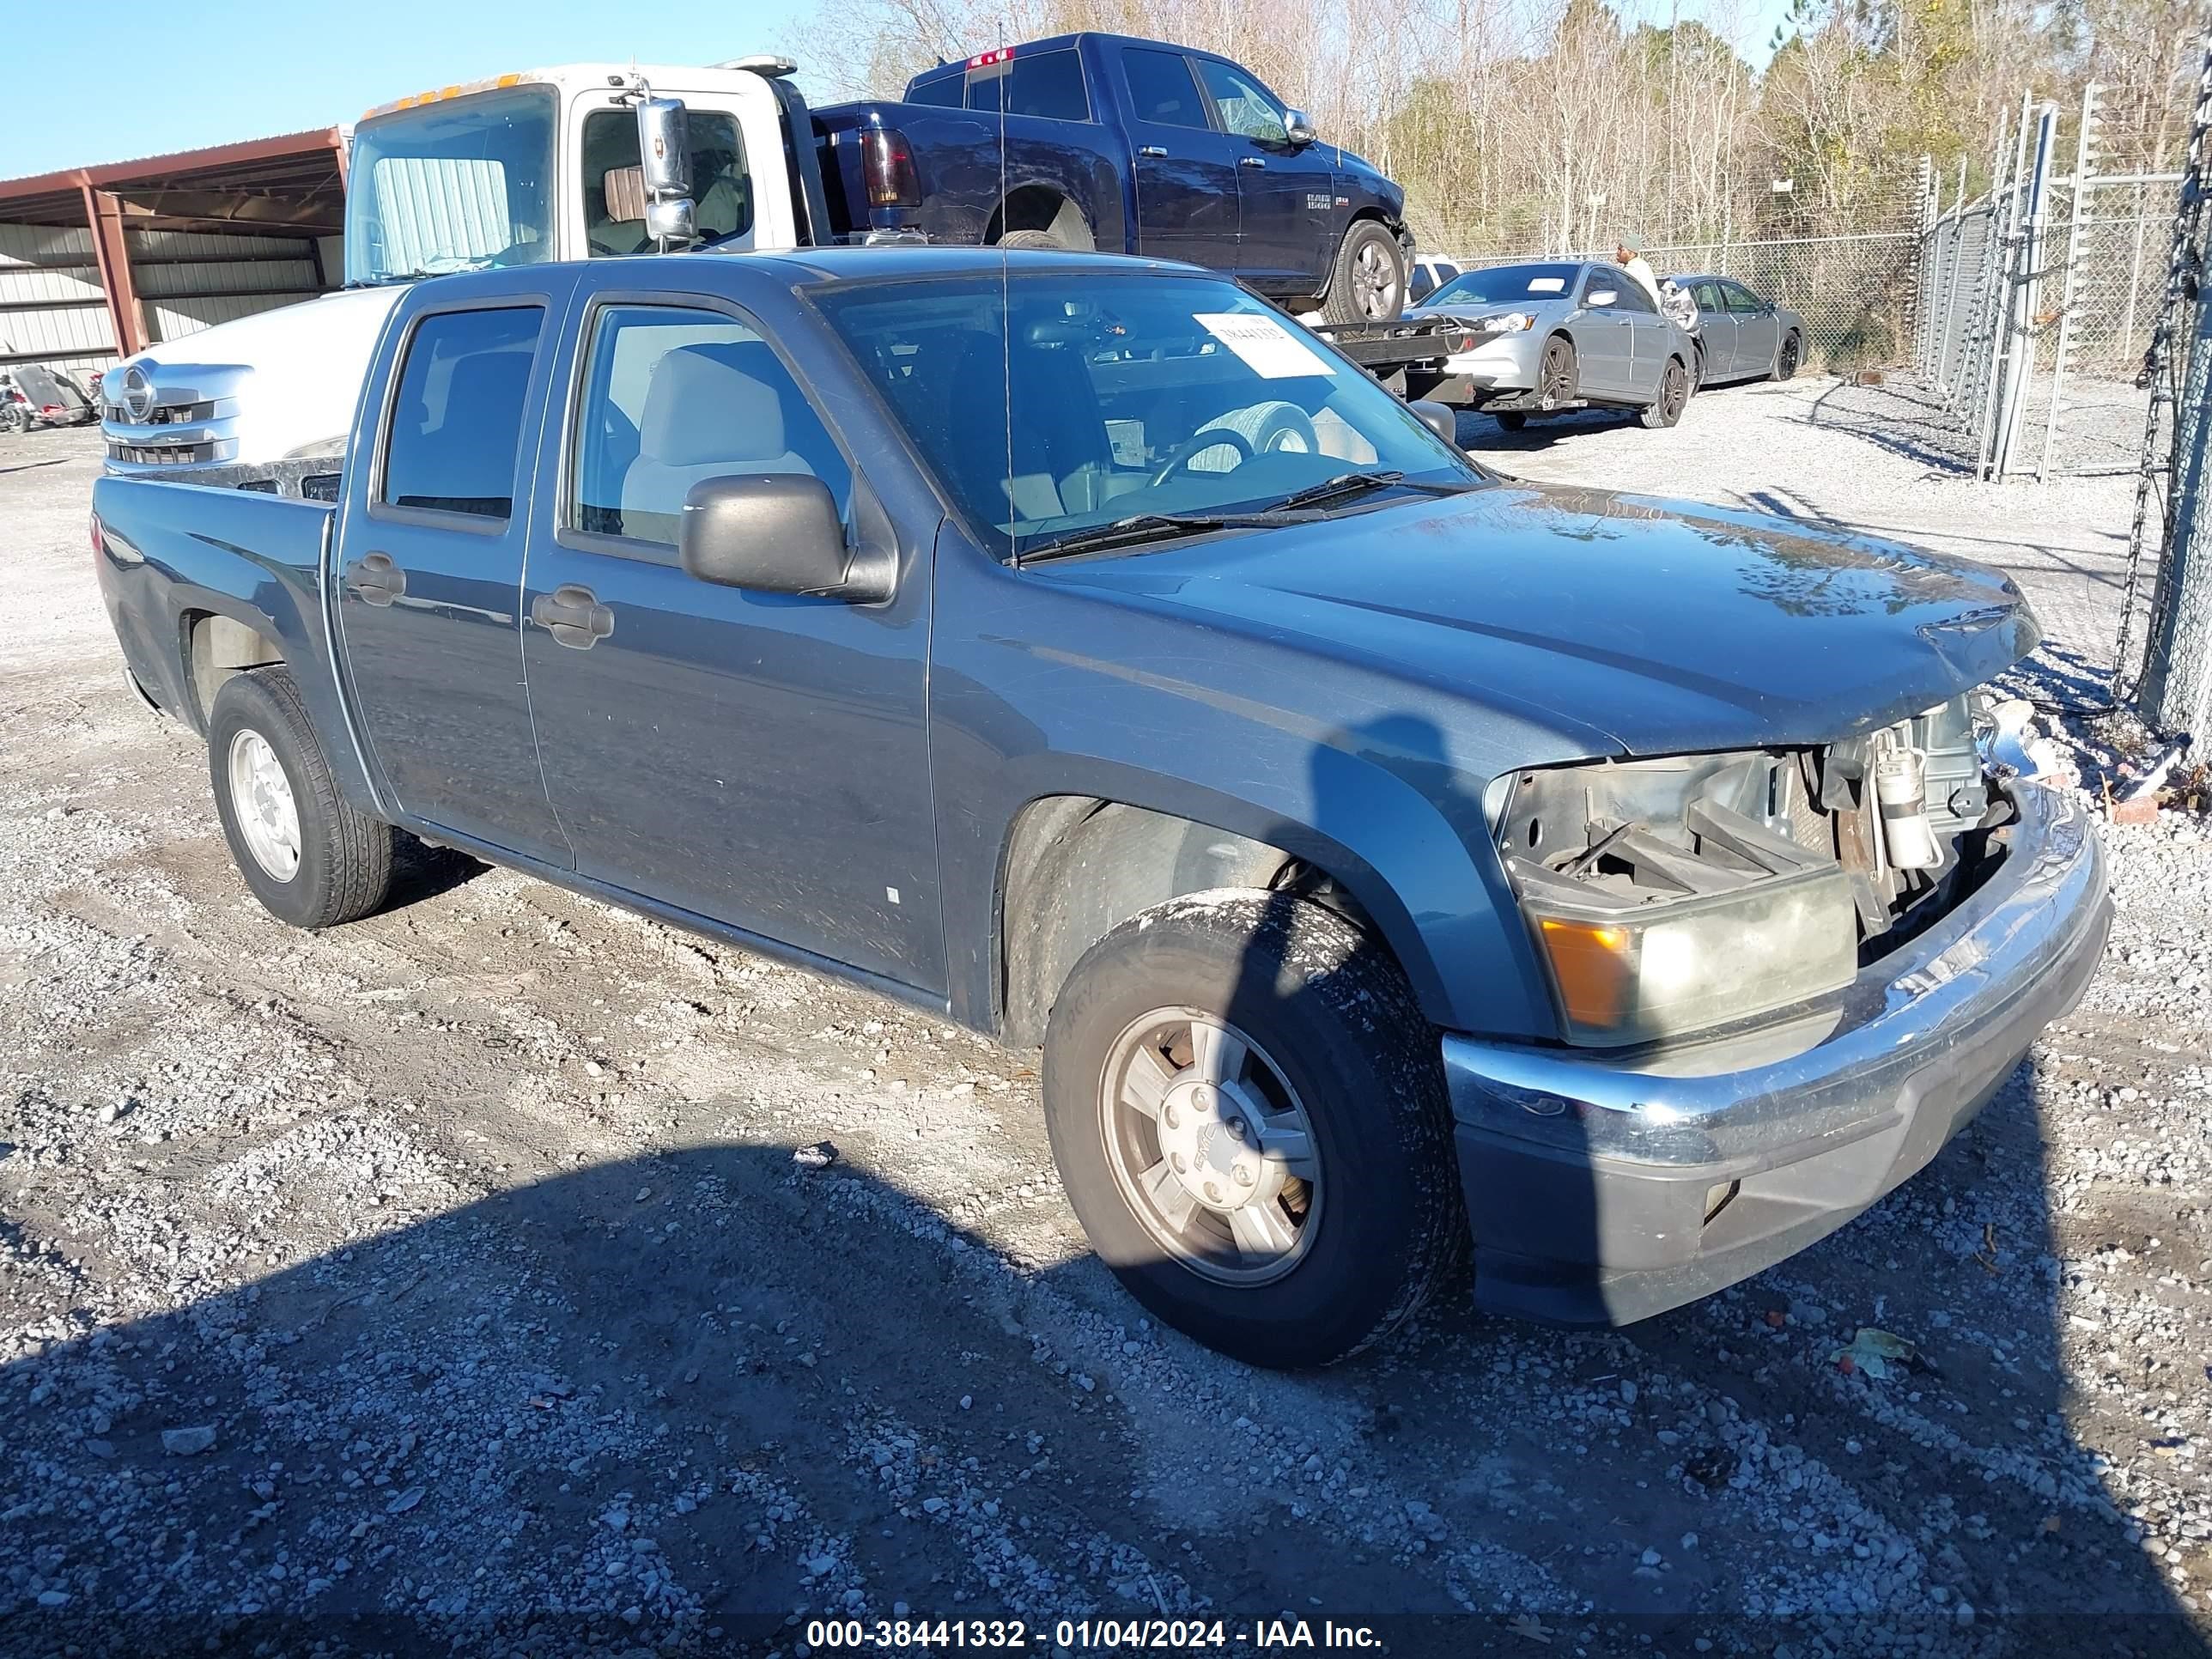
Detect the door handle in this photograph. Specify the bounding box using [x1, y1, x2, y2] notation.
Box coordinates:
[530, 583, 615, 650]
[1138, 145, 1168, 158]
[1239, 156, 1267, 168]
[346, 550, 406, 607]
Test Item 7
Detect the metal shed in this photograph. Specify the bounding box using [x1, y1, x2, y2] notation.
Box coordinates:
[0, 131, 347, 389]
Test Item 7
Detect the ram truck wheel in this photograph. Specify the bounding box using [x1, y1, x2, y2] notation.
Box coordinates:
[1322, 222, 1407, 325]
[1041, 890, 1463, 1368]
[207, 666, 393, 929]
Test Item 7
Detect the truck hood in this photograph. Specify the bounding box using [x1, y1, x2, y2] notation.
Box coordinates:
[109, 285, 401, 464]
[1036, 482, 2037, 759]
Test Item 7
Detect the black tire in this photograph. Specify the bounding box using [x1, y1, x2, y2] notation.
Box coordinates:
[1772, 331, 1802, 381]
[1493, 411, 1528, 432]
[1534, 336, 1577, 410]
[207, 665, 393, 929]
[1639, 356, 1691, 429]
[1321, 221, 1407, 325]
[997, 228, 1071, 252]
[1042, 890, 1463, 1369]
[1692, 340, 1707, 390]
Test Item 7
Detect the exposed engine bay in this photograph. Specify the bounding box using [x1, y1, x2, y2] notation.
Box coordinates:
[1494, 693, 2027, 1048]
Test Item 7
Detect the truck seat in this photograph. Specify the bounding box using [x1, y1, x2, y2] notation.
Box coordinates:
[621, 344, 812, 533]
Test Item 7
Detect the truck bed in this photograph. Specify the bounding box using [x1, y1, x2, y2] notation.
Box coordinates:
[90, 478, 365, 798]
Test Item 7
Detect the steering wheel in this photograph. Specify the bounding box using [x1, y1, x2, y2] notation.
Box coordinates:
[1150, 427, 1255, 489]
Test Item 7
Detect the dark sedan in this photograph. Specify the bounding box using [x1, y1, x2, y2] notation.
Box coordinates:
[1668, 273, 1805, 386]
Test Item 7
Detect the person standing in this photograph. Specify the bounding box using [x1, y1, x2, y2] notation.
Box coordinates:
[1614, 244, 1663, 310]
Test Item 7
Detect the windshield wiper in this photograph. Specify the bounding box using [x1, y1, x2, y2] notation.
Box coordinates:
[1019, 511, 1297, 562]
[1261, 470, 1476, 514]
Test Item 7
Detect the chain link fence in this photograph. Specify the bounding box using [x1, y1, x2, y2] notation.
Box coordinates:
[1911, 84, 2186, 480]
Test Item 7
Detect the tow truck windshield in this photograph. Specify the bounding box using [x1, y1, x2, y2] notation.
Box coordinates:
[344, 87, 558, 286]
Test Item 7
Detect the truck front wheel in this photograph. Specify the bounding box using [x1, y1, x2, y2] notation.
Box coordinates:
[1322, 222, 1407, 324]
[1041, 890, 1463, 1368]
[207, 666, 393, 929]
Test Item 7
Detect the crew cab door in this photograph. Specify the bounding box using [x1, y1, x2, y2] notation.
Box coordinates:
[1189, 55, 1331, 289]
[517, 284, 942, 993]
[1117, 44, 1240, 268]
[333, 286, 574, 866]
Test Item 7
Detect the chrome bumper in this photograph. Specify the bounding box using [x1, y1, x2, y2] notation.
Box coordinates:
[1443, 782, 2110, 1325]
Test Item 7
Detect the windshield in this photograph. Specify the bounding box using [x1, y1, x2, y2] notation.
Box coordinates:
[812, 273, 1481, 558]
[345, 86, 557, 285]
[1425, 262, 1583, 308]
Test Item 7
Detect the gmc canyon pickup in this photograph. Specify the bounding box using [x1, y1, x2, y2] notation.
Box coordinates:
[91, 246, 2110, 1368]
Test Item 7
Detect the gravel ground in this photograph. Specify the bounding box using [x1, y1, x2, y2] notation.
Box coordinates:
[3, 411, 2211, 1657]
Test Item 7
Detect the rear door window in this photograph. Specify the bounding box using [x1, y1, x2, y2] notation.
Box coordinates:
[1121, 48, 1212, 130]
[969, 47, 1090, 120]
[1692, 280, 1723, 312]
[380, 305, 543, 520]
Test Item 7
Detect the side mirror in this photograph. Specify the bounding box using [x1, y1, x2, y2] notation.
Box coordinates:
[635, 96, 692, 198]
[679, 473, 891, 603]
[1586, 289, 1617, 308]
[1406, 399, 1458, 447]
[1285, 109, 1316, 146]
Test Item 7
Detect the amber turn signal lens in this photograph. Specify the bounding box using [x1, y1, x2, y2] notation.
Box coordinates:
[1536, 917, 1634, 1030]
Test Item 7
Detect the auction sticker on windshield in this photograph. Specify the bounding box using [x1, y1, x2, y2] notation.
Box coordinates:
[1193, 313, 1335, 380]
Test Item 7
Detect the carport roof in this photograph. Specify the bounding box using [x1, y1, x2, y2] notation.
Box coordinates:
[0, 129, 346, 233]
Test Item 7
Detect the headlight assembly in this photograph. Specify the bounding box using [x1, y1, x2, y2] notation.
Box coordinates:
[1477, 312, 1534, 333]
[1497, 749, 1859, 1048]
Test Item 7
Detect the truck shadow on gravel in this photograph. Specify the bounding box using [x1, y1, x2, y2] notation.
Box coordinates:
[0, 1085, 2205, 1656]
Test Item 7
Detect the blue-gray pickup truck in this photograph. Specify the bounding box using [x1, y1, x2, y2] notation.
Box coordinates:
[813, 33, 1413, 322]
[89, 245, 2110, 1368]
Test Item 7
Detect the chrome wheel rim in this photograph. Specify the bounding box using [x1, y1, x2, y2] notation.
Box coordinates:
[1663, 362, 1687, 420]
[227, 728, 301, 881]
[1352, 240, 1398, 319]
[1098, 1008, 1322, 1285]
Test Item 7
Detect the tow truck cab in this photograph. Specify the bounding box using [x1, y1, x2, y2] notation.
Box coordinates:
[98, 58, 826, 496]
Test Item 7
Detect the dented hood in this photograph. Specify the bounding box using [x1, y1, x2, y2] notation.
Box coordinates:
[1038, 482, 2038, 758]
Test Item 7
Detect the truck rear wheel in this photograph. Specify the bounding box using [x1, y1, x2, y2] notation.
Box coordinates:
[1041, 890, 1462, 1368]
[207, 666, 392, 930]
[1322, 222, 1407, 325]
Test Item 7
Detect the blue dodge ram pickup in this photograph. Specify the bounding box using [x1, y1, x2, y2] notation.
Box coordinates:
[813, 33, 1413, 322]
[90, 246, 2109, 1367]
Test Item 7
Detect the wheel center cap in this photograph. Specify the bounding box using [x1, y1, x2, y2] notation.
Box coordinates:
[1157, 1079, 1266, 1211]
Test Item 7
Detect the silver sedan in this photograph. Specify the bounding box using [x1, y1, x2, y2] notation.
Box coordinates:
[1401, 259, 1698, 430]
[1667, 274, 1805, 386]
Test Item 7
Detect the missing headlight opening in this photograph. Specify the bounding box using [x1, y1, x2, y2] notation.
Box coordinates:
[1498, 692, 2012, 1048]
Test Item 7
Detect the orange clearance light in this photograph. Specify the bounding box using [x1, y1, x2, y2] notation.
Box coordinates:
[1536, 917, 1634, 1030]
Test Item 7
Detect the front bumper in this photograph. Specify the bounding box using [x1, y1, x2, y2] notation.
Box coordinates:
[1443, 782, 2110, 1326]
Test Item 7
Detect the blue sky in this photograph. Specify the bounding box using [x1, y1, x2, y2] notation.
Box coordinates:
[3, 0, 1797, 181]
[1, 0, 818, 178]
